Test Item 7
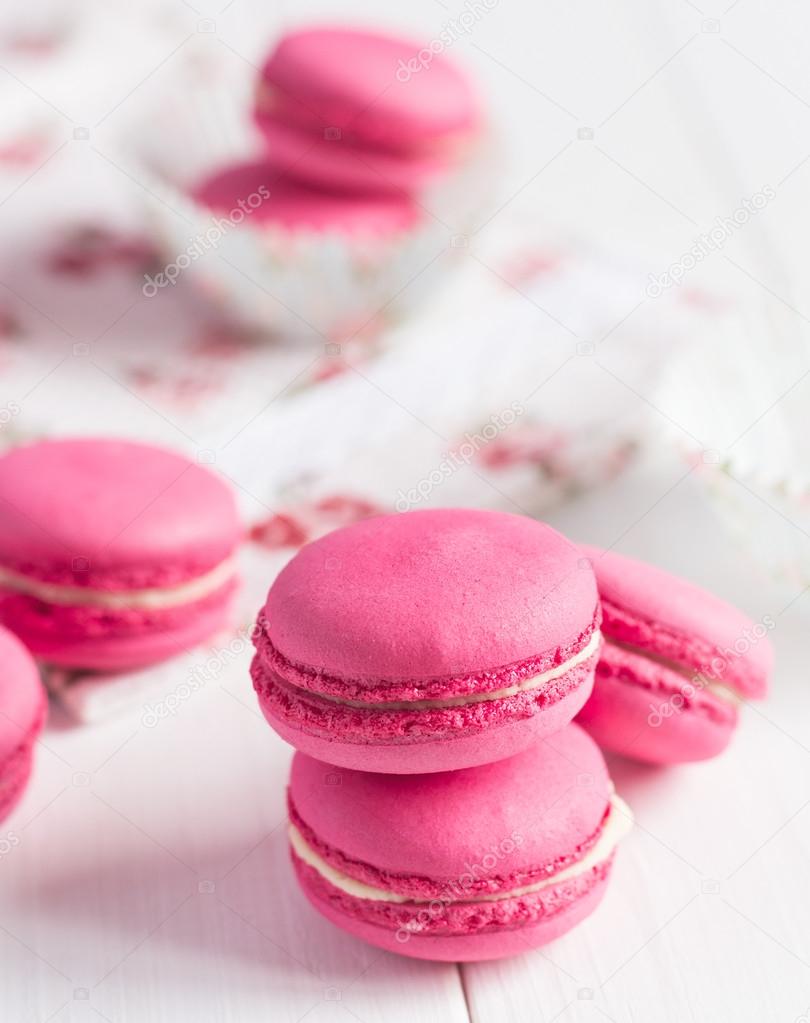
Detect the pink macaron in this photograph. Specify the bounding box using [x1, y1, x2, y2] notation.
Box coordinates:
[254, 25, 482, 193]
[0, 438, 241, 671]
[288, 724, 631, 961]
[576, 546, 773, 763]
[0, 626, 46, 822]
[192, 161, 420, 236]
[252, 509, 601, 774]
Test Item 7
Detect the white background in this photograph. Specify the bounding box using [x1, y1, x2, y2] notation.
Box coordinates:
[1, 2, 810, 1022]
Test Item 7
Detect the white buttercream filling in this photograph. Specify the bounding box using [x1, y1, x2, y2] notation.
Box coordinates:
[704, 682, 744, 707]
[311, 629, 602, 711]
[289, 791, 632, 905]
[0, 556, 237, 610]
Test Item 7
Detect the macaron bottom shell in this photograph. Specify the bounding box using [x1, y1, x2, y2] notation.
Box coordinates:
[577, 643, 738, 764]
[253, 652, 597, 774]
[293, 853, 612, 962]
[0, 581, 237, 672]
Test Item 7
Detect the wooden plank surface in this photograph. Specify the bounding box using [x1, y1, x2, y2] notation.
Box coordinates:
[3, 457, 808, 1023]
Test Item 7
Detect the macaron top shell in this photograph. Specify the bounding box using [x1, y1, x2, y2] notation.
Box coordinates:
[193, 163, 420, 236]
[289, 724, 609, 884]
[0, 439, 240, 589]
[0, 626, 44, 762]
[262, 509, 598, 686]
[259, 26, 480, 147]
[582, 546, 772, 698]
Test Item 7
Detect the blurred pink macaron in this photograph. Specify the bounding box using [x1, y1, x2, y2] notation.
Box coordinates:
[0, 438, 241, 671]
[288, 724, 631, 961]
[254, 25, 483, 194]
[0, 626, 46, 823]
[576, 546, 773, 763]
[252, 509, 601, 773]
[192, 161, 420, 237]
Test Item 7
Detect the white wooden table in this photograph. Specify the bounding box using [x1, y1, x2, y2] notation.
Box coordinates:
[3, 451, 809, 1023]
[2, 1, 810, 1020]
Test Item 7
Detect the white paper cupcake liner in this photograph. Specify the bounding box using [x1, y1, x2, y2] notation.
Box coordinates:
[128, 47, 496, 340]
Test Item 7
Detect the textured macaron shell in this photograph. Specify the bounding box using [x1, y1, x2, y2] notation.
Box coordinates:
[0, 439, 241, 588]
[580, 546, 772, 698]
[289, 726, 620, 959]
[290, 725, 609, 885]
[258, 26, 480, 147]
[193, 162, 420, 236]
[255, 510, 599, 772]
[0, 627, 46, 820]
[262, 509, 598, 686]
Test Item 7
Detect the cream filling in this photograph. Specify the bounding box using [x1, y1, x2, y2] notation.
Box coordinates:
[704, 682, 744, 707]
[311, 629, 602, 711]
[603, 637, 744, 707]
[289, 791, 632, 905]
[0, 556, 237, 610]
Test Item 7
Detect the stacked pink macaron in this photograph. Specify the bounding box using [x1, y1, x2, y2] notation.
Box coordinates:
[253, 508, 633, 960]
[192, 25, 483, 241]
[253, 25, 483, 196]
